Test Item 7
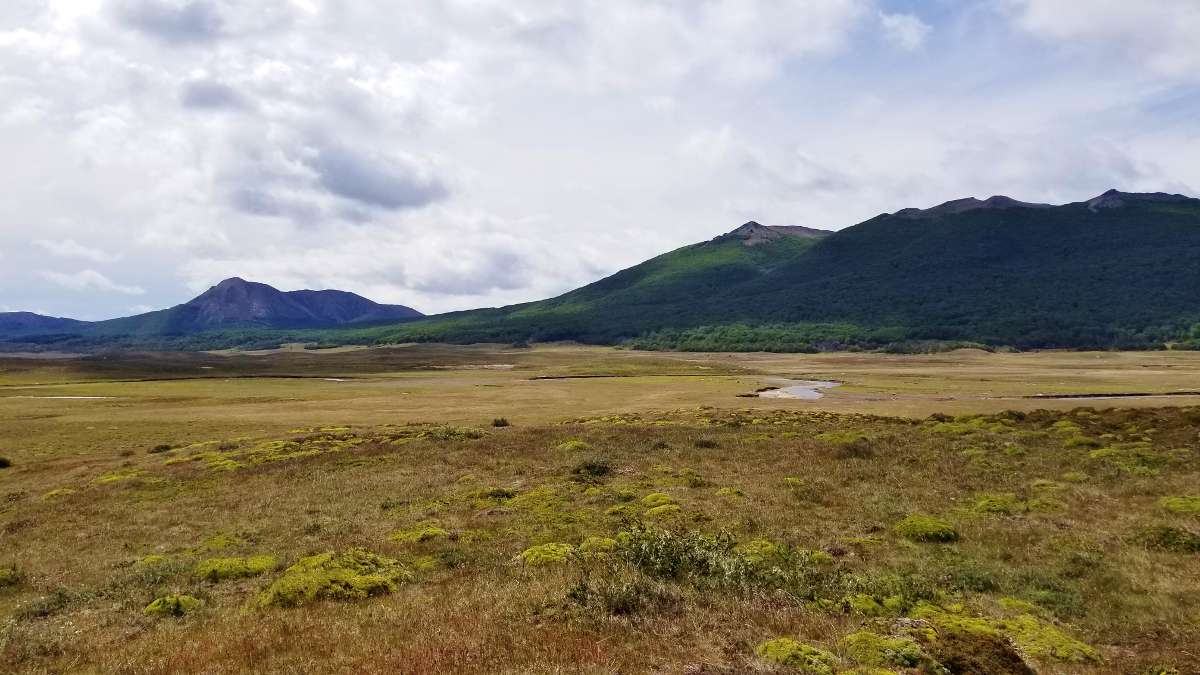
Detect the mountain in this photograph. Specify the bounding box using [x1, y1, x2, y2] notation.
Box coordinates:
[367, 190, 1200, 350]
[0, 278, 422, 340]
[0, 312, 87, 337]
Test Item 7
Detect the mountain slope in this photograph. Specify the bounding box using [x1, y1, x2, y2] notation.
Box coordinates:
[0, 279, 422, 340]
[0, 312, 87, 337]
[369, 190, 1200, 349]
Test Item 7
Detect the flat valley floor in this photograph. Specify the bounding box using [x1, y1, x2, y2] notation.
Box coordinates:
[1, 346, 1198, 673]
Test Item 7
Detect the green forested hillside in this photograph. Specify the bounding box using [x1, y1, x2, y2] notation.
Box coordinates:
[364, 191, 1200, 350]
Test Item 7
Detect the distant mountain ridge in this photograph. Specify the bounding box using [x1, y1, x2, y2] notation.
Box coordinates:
[1, 278, 422, 338]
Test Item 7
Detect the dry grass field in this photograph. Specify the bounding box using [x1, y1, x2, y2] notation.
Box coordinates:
[1, 345, 1199, 674]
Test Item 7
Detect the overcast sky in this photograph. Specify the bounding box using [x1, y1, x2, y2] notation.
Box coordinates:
[1, 0, 1198, 320]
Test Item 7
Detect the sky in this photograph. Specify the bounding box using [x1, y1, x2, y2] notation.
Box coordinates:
[1, 0, 1198, 320]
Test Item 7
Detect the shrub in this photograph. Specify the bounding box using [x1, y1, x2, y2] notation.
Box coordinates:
[0, 566, 20, 588]
[149, 444, 173, 454]
[693, 437, 718, 449]
[491, 418, 510, 427]
[1159, 495, 1200, 515]
[520, 543, 575, 566]
[894, 514, 959, 542]
[571, 457, 612, 481]
[256, 548, 412, 608]
[144, 594, 203, 617]
[194, 555, 277, 582]
[0, 456, 11, 469]
[391, 525, 450, 544]
[1135, 525, 1200, 553]
[755, 638, 837, 674]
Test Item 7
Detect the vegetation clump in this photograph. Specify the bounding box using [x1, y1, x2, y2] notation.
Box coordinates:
[391, 524, 450, 544]
[0, 566, 20, 588]
[894, 514, 959, 542]
[1135, 525, 1200, 553]
[754, 638, 837, 673]
[996, 614, 1100, 663]
[972, 493, 1026, 515]
[520, 543, 575, 566]
[143, 594, 203, 618]
[256, 548, 412, 608]
[641, 492, 676, 508]
[644, 504, 682, 519]
[578, 536, 617, 554]
[1159, 495, 1200, 515]
[491, 418, 510, 427]
[557, 439, 591, 452]
[841, 631, 926, 668]
[194, 555, 277, 582]
[570, 457, 612, 481]
[0, 456, 11, 469]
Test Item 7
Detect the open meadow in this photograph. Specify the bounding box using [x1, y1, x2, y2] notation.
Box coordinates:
[1, 345, 1199, 674]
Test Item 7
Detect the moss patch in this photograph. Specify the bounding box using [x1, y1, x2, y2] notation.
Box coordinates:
[255, 548, 412, 608]
[972, 493, 1026, 515]
[1159, 495, 1200, 515]
[894, 514, 958, 542]
[143, 594, 203, 617]
[1136, 525, 1200, 553]
[641, 492, 676, 508]
[754, 638, 837, 674]
[841, 631, 925, 668]
[644, 504, 682, 519]
[557, 439, 591, 452]
[391, 524, 450, 544]
[520, 543, 575, 566]
[996, 614, 1100, 663]
[194, 555, 277, 582]
[0, 566, 20, 588]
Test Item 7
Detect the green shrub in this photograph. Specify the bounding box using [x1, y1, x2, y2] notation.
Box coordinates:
[194, 555, 277, 582]
[0, 566, 20, 588]
[144, 594, 203, 617]
[520, 543, 575, 566]
[571, 457, 612, 481]
[1159, 495, 1200, 515]
[894, 514, 959, 542]
[755, 638, 837, 673]
[1136, 525, 1200, 553]
[256, 548, 412, 608]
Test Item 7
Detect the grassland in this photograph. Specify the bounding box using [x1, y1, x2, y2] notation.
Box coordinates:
[1, 346, 1199, 673]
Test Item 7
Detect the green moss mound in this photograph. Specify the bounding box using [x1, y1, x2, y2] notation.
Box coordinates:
[520, 543, 575, 565]
[972, 493, 1026, 515]
[1159, 495, 1200, 515]
[144, 594, 203, 617]
[557, 439, 591, 452]
[578, 536, 617, 554]
[644, 504, 682, 519]
[841, 631, 925, 668]
[255, 548, 412, 608]
[754, 638, 837, 673]
[894, 514, 959, 542]
[391, 525, 450, 544]
[641, 492, 676, 508]
[997, 614, 1100, 663]
[194, 555, 277, 582]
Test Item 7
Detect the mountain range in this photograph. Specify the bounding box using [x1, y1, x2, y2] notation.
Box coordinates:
[4, 189, 1200, 352]
[0, 278, 421, 339]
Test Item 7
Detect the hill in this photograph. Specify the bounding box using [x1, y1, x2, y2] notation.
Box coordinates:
[0, 278, 422, 342]
[365, 190, 1200, 350]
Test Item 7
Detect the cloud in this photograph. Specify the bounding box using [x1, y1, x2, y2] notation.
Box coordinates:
[180, 79, 250, 111]
[879, 12, 931, 51]
[301, 141, 450, 211]
[1005, 0, 1200, 79]
[41, 270, 146, 295]
[34, 239, 119, 263]
[110, 0, 225, 44]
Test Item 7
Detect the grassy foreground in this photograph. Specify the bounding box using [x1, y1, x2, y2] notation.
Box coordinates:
[2, 394, 1199, 673]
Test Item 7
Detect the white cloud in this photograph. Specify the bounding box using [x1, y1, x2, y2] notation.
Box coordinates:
[41, 269, 146, 295]
[35, 239, 118, 263]
[1006, 0, 1200, 79]
[879, 11, 931, 51]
